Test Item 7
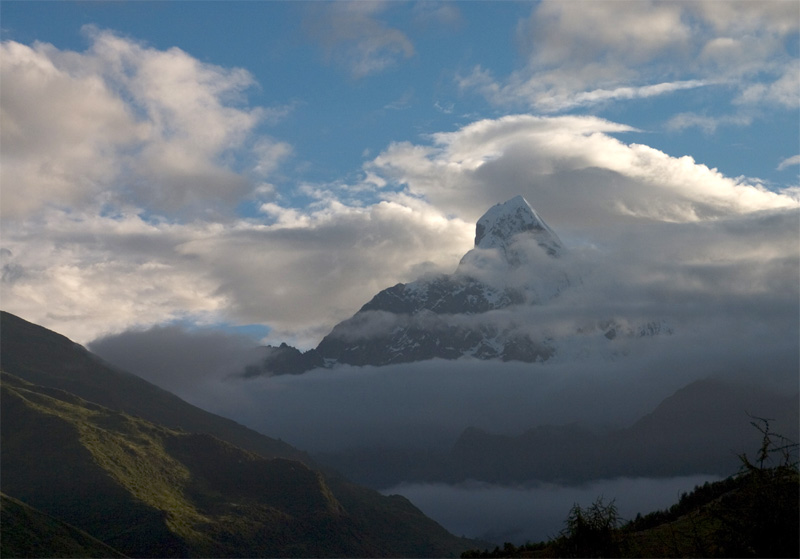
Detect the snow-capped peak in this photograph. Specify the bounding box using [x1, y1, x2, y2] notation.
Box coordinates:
[473, 195, 562, 256]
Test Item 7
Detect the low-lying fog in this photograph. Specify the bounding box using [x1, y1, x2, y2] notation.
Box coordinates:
[381, 475, 722, 545]
[92, 314, 796, 455]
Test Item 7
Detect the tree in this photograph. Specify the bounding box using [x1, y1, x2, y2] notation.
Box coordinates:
[711, 416, 799, 558]
[555, 496, 620, 558]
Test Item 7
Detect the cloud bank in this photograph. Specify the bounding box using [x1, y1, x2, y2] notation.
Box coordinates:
[459, 0, 799, 114]
[0, 28, 286, 221]
[1, 28, 797, 354]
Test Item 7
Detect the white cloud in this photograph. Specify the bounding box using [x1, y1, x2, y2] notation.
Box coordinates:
[461, 1, 798, 114]
[777, 154, 800, 171]
[369, 115, 799, 228]
[0, 199, 472, 346]
[0, 29, 288, 221]
[0, 209, 232, 341]
[665, 112, 754, 134]
[412, 1, 463, 29]
[3, 106, 797, 348]
[735, 63, 800, 108]
[520, 0, 690, 68]
[0, 40, 147, 218]
[303, 1, 414, 78]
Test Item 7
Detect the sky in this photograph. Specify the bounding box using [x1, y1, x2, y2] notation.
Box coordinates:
[1, 0, 798, 350]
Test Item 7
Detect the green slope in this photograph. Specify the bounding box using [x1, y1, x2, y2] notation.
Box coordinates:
[0, 310, 306, 462]
[1, 371, 466, 556]
[0, 311, 477, 557]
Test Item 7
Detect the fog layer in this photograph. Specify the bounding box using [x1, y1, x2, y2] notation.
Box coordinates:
[382, 476, 723, 545]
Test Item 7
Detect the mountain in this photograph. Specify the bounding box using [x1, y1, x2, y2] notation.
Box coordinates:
[252, 195, 671, 376]
[254, 196, 584, 375]
[0, 311, 479, 557]
[317, 378, 799, 488]
[449, 378, 799, 483]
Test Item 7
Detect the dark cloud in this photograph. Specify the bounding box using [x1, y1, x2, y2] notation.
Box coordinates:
[89, 325, 266, 399]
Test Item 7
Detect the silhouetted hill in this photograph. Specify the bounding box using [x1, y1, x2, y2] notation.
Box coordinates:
[319, 377, 798, 488]
[462, 447, 799, 558]
[0, 493, 128, 558]
[447, 378, 799, 484]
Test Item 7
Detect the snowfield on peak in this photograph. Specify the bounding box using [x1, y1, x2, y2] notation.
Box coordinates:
[472, 195, 563, 255]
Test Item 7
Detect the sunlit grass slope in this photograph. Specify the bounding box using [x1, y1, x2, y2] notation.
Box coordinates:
[2, 372, 373, 556]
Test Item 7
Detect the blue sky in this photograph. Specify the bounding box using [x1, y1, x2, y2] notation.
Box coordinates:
[1, 0, 798, 346]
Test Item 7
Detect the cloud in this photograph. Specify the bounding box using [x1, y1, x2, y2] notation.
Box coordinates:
[0, 211, 231, 342]
[735, 64, 800, 108]
[303, 1, 414, 78]
[777, 154, 800, 171]
[99, 196, 795, 457]
[412, 1, 464, 29]
[0, 40, 146, 219]
[89, 325, 266, 396]
[172, 287, 797, 453]
[382, 476, 721, 544]
[173, 204, 799, 450]
[665, 112, 754, 134]
[459, 1, 798, 114]
[0, 28, 289, 221]
[3, 111, 797, 348]
[368, 115, 799, 229]
[0, 198, 472, 345]
[182, 198, 473, 346]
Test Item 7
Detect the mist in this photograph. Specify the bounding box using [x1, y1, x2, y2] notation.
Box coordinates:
[90, 325, 266, 396]
[381, 475, 723, 545]
[187, 319, 795, 455]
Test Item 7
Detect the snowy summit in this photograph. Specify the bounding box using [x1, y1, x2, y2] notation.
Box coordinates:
[474, 195, 563, 256]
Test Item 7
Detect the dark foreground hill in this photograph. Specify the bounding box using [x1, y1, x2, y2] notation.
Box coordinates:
[0, 493, 128, 558]
[462, 435, 800, 558]
[0, 311, 478, 557]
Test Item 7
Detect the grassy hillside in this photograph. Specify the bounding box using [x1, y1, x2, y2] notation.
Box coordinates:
[1, 371, 473, 557]
[0, 311, 478, 557]
[0, 310, 307, 463]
